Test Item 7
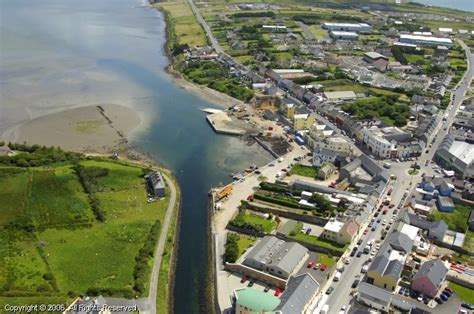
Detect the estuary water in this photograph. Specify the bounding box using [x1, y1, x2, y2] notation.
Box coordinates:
[0, 0, 272, 312]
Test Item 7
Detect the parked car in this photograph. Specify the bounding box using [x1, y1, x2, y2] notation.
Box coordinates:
[440, 294, 448, 302]
[240, 276, 248, 283]
[351, 279, 360, 288]
[444, 288, 453, 294]
[363, 228, 369, 235]
[345, 258, 351, 265]
[326, 287, 334, 295]
[264, 285, 270, 292]
[248, 280, 254, 287]
[462, 303, 474, 310]
[357, 251, 363, 258]
[306, 228, 312, 235]
[307, 261, 314, 268]
[274, 288, 283, 297]
[357, 239, 363, 245]
[435, 297, 443, 305]
[320, 264, 327, 271]
[399, 287, 405, 295]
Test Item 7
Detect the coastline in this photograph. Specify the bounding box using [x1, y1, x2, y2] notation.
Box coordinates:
[151, 1, 245, 109]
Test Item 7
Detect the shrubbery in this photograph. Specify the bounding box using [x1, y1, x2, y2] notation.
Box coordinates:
[229, 216, 264, 233]
[0, 143, 83, 167]
[182, 61, 254, 101]
[225, 233, 240, 263]
[133, 220, 161, 295]
[259, 182, 302, 196]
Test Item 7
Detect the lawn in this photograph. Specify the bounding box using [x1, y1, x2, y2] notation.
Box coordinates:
[449, 282, 474, 303]
[231, 211, 277, 233]
[290, 233, 348, 254]
[429, 204, 471, 232]
[318, 254, 336, 267]
[237, 235, 256, 258]
[290, 164, 319, 178]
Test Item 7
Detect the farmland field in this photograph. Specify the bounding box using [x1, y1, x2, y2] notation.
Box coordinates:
[0, 157, 173, 306]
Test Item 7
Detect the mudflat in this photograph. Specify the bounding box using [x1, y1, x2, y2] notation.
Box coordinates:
[4, 104, 141, 153]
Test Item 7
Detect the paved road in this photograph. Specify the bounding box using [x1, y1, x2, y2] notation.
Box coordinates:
[187, 0, 246, 70]
[420, 39, 474, 167]
[324, 175, 411, 314]
[144, 173, 177, 314]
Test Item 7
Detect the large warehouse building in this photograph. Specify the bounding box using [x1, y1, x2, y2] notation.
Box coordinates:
[399, 34, 453, 47]
[243, 236, 308, 279]
[323, 22, 372, 33]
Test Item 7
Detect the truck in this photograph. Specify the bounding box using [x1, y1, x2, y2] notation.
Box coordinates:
[334, 271, 342, 281]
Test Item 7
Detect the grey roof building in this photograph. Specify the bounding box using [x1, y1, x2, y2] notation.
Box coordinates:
[357, 282, 393, 312]
[411, 259, 448, 298]
[403, 213, 448, 241]
[243, 236, 308, 279]
[339, 154, 389, 185]
[275, 273, 319, 313]
[145, 171, 166, 198]
[387, 231, 414, 253]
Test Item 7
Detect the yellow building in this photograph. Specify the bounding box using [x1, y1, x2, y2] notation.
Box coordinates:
[294, 113, 315, 130]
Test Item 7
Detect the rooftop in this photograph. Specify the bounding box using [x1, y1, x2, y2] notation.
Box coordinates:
[276, 273, 319, 313]
[400, 34, 453, 45]
[448, 141, 474, 165]
[235, 288, 280, 311]
[324, 219, 344, 233]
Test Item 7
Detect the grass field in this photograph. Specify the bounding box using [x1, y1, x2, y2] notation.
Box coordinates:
[0, 159, 173, 301]
[429, 204, 471, 232]
[290, 164, 319, 177]
[449, 282, 474, 303]
[159, 1, 207, 47]
[28, 166, 93, 228]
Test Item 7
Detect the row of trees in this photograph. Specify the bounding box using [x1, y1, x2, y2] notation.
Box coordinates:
[74, 165, 108, 222]
[133, 220, 161, 295]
